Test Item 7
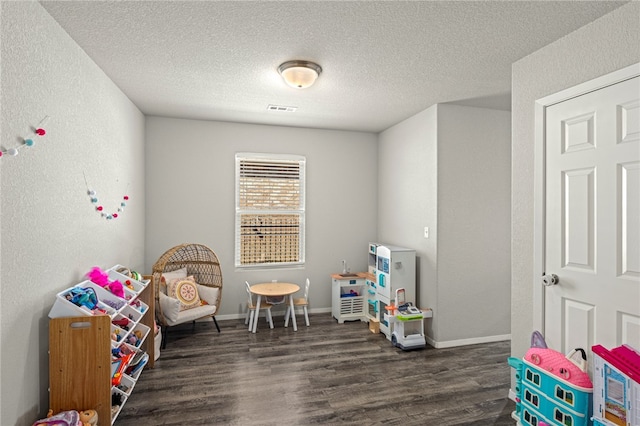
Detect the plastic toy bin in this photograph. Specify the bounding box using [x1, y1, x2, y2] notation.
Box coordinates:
[107, 267, 147, 296]
[120, 304, 143, 323]
[110, 317, 132, 347]
[115, 374, 135, 396]
[110, 387, 128, 423]
[127, 299, 148, 316]
[127, 322, 151, 349]
[49, 280, 128, 319]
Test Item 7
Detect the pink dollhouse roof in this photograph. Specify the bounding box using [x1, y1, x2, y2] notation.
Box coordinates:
[524, 347, 593, 390]
[592, 344, 640, 384]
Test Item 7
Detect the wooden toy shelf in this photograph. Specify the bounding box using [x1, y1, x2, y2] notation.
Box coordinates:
[48, 273, 155, 425]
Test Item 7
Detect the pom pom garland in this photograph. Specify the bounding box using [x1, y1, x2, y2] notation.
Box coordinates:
[83, 172, 130, 220]
[1, 116, 49, 159]
[88, 190, 129, 220]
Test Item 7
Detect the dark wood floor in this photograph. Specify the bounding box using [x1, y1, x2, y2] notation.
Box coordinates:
[117, 313, 515, 425]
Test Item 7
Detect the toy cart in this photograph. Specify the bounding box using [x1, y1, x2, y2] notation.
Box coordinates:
[384, 288, 431, 351]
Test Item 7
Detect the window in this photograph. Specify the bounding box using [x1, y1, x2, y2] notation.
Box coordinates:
[555, 386, 574, 406]
[235, 153, 305, 268]
[524, 389, 539, 407]
[554, 408, 573, 426]
[523, 409, 538, 425]
[525, 369, 541, 386]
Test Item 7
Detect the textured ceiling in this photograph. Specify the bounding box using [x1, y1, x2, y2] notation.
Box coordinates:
[40, 1, 627, 133]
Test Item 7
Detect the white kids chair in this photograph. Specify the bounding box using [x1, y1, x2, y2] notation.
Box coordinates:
[285, 278, 310, 327]
[245, 281, 274, 331]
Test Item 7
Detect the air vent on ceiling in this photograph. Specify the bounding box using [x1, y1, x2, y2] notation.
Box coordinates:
[267, 104, 298, 112]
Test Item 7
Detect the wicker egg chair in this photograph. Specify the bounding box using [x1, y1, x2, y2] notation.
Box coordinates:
[152, 243, 223, 348]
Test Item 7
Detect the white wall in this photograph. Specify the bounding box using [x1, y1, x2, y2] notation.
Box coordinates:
[0, 2, 146, 425]
[377, 105, 439, 327]
[144, 117, 378, 318]
[437, 104, 511, 343]
[378, 104, 511, 346]
[511, 1, 640, 360]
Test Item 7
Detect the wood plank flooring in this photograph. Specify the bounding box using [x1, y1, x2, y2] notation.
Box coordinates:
[116, 313, 515, 425]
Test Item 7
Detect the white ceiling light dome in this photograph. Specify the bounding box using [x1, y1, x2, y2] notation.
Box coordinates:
[278, 60, 322, 89]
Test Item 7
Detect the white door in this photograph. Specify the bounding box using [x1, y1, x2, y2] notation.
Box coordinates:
[543, 74, 640, 356]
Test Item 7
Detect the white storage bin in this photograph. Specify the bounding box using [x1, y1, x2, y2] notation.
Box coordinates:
[111, 314, 138, 347]
[114, 374, 135, 396]
[87, 267, 138, 302]
[112, 341, 138, 361]
[82, 281, 129, 311]
[124, 352, 149, 381]
[110, 387, 128, 424]
[49, 293, 94, 319]
[49, 280, 127, 319]
[120, 304, 143, 323]
[107, 269, 145, 296]
[111, 324, 134, 347]
[127, 298, 149, 316]
[126, 322, 150, 349]
[108, 265, 147, 294]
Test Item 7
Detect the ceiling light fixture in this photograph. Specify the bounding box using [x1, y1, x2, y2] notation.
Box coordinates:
[278, 60, 322, 89]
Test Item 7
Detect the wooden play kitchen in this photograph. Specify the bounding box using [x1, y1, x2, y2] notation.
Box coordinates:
[331, 243, 433, 348]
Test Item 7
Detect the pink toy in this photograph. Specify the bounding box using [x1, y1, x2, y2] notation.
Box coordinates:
[87, 267, 125, 298]
[524, 346, 592, 388]
[32, 408, 97, 426]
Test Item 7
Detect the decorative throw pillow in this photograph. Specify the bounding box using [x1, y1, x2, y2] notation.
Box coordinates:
[167, 276, 201, 311]
[196, 284, 219, 307]
[160, 267, 188, 294]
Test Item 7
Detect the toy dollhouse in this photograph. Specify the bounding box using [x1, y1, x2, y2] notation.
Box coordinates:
[591, 344, 640, 426]
[509, 331, 593, 426]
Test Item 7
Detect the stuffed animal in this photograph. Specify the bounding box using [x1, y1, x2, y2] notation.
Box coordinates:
[87, 266, 125, 298]
[32, 408, 97, 426]
[78, 410, 98, 426]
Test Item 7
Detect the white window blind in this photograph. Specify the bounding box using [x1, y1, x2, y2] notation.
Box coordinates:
[235, 153, 305, 267]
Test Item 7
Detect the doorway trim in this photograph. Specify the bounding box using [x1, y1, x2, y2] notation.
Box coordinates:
[532, 62, 640, 334]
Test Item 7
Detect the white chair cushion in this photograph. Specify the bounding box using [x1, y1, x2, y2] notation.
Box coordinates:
[196, 284, 219, 306]
[158, 291, 181, 323]
[159, 286, 218, 326]
[165, 304, 217, 326]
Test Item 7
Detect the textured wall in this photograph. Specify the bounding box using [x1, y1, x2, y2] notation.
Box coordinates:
[511, 1, 640, 361]
[0, 2, 145, 424]
[144, 117, 378, 317]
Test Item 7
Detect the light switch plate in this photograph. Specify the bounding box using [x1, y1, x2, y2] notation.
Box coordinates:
[424, 227, 429, 239]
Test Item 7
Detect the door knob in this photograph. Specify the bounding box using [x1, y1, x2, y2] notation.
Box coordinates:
[542, 274, 559, 286]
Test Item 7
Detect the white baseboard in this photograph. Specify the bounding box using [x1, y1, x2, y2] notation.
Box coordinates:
[426, 333, 511, 349]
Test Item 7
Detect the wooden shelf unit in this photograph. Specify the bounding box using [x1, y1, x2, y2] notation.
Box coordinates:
[48, 274, 155, 425]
